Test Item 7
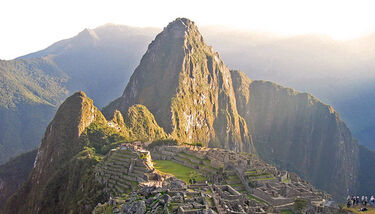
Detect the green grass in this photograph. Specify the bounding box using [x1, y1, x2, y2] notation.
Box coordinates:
[245, 170, 257, 175]
[281, 210, 294, 214]
[247, 194, 267, 204]
[179, 152, 203, 161]
[153, 160, 207, 183]
[343, 207, 375, 214]
[254, 177, 276, 181]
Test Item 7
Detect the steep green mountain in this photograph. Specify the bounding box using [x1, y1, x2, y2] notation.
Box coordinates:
[3, 92, 166, 214]
[0, 149, 37, 211]
[104, 18, 255, 153]
[4, 91, 109, 214]
[0, 59, 68, 164]
[104, 18, 363, 198]
[0, 25, 158, 164]
[231, 70, 359, 198]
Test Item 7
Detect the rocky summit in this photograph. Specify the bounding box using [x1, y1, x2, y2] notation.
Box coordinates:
[103, 18, 255, 154]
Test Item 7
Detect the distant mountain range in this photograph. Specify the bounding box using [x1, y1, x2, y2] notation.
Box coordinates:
[202, 30, 375, 151]
[0, 24, 158, 164]
[1, 23, 374, 166]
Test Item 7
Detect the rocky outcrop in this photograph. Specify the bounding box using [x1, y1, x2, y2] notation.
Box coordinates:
[4, 92, 105, 214]
[104, 18, 255, 153]
[30, 92, 100, 190]
[231, 70, 359, 198]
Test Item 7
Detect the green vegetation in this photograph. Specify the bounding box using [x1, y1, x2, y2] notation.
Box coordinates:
[247, 194, 266, 204]
[245, 170, 257, 175]
[38, 147, 108, 214]
[125, 105, 167, 141]
[32, 116, 131, 213]
[293, 198, 307, 214]
[281, 210, 294, 214]
[183, 142, 203, 147]
[153, 160, 206, 183]
[0, 25, 155, 165]
[0, 149, 38, 210]
[148, 138, 178, 149]
[85, 119, 129, 155]
[0, 59, 69, 164]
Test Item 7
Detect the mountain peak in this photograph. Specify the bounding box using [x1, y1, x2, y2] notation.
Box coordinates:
[155, 17, 201, 42]
[104, 18, 254, 153]
[77, 28, 99, 40]
[166, 17, 195, 30]
[71, 90, 87, 98]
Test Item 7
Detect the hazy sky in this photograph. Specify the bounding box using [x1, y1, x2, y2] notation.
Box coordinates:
[1, 0, 375, 59]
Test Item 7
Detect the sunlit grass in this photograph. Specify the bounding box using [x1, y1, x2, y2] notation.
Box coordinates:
[153, 160, 206, 183]
[343, 206, 375, 214]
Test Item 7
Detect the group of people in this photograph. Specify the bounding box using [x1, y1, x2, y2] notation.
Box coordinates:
[347, 195, 375, 208]
[188, 178, 197, 184]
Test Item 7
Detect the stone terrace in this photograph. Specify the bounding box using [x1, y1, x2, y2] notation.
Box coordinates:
[95, 144, 159, 196]
[149, 145, 330, 212]
[94, 143, 333, 213]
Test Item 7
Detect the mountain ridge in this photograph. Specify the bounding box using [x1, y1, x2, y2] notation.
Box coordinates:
[0, 24, 158, 164]
[231, 70, 358, 198]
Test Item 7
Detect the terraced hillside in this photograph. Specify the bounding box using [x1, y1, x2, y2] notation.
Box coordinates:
[95, 148, 151, 195]
[92, 142, 334, 213]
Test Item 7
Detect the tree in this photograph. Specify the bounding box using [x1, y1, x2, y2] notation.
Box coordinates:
[293, 198, 307, 214]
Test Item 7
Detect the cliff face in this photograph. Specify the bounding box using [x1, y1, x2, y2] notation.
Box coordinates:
[104, 18, 254, 153]
[231, 70, 358, 198]
[357, 145, 375, 196]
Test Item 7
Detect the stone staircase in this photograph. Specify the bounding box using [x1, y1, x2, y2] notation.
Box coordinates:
[224, 170, 246, 192]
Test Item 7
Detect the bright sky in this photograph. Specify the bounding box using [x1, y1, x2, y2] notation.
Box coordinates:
[1, 0, 375, 59]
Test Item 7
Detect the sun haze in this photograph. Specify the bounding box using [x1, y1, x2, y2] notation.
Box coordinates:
[1, 0, 375, 59]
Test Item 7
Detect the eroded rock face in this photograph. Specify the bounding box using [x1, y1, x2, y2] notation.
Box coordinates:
[104, 18, 255, 153]
[231, 70, 358, 198]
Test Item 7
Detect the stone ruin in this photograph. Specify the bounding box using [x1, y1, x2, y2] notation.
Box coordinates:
[93, 142, 336, 213]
